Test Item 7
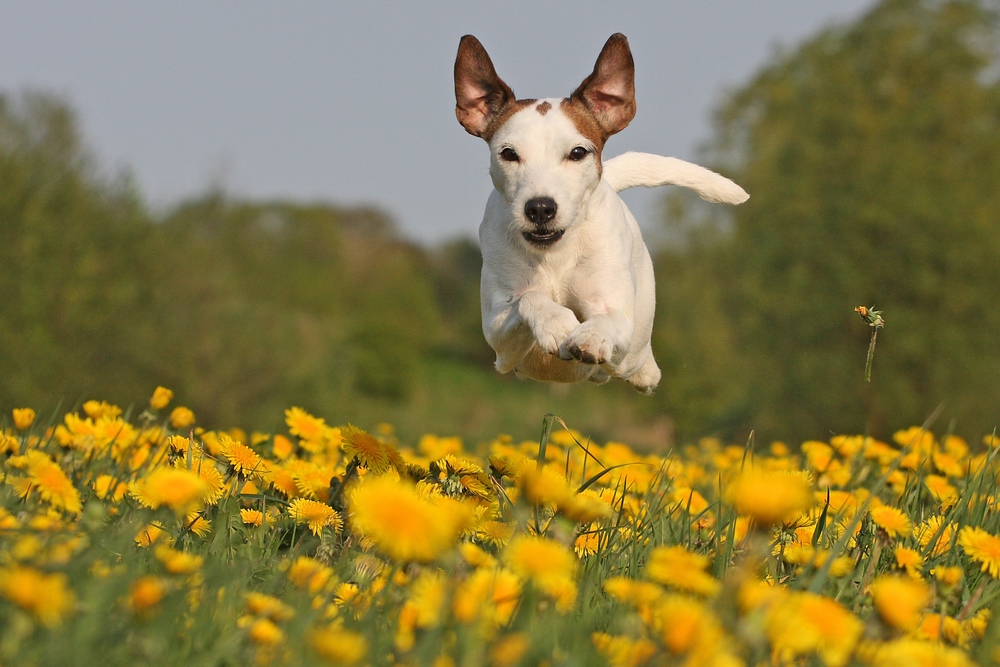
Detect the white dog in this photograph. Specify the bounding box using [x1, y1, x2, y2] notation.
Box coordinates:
[455, 33, 748, 394]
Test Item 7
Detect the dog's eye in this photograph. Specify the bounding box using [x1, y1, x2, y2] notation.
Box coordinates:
[499, 147, 519, 162]
[568, 146, 590, 161]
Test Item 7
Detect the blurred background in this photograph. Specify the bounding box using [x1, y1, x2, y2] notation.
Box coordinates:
[2, 0, 999, 448]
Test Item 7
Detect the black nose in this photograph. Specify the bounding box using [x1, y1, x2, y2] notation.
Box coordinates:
[524, 197, 557, 224]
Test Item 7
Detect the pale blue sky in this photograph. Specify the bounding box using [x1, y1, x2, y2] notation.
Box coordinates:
[1, 1, 875, 242]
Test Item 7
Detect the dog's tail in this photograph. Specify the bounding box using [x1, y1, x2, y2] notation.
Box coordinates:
[603, 151, 749, 205]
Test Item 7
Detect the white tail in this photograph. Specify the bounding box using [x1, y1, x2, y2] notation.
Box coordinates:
[603, 151, 749, 205]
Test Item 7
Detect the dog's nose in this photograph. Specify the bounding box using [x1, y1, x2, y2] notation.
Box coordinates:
[524, 197, 557, 224]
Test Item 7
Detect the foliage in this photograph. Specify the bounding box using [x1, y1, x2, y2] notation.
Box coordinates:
[653, 0, 1000, 442]
[2, 395, 1000, 665]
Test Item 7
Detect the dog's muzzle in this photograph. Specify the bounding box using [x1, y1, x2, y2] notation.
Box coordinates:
[522, 197, 564, 247]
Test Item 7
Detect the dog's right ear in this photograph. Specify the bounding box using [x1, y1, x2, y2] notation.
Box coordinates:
[454, 35, 515, 139]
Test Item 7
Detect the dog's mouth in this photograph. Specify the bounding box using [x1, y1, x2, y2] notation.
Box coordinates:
[522, 228, 565, 247]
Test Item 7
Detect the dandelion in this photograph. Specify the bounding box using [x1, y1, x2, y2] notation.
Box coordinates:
[504, 535, 577, 611]
[83, 400, 122, 420]
[349, 475, 472, 562]
[24, 451, 82, 514]
[765, 591, 862, 667]
[591, 633, 659, 667]
[131, 467, 211, 514]
[248, 618, 285, 646]
[341, 425, 391, 474]
[12, 408, 35, 431]
[895, 546, 924, 577]
[656, 595, 726, 659]
[241, 509, 265, 526]
[285, 407, 326, 443]
[917, 515, 956, 557]
[490, 633, 531, 667]
[288, 498, 342, 536]
[288, 556, 335, 593]
[871, 575, 930, 631]
[149, 386, 174, 410]
[272, 434, 294, 459]
[870, 505, 912, 538]
[932, 566, 963, 590]
[726, 469, 812, 526]
[244, 592, 294, 621]
[310, 625, 367, 665]
[0, 565, 76, 626]
[219, 434, 267, 480]
[644, 545, 719, 596]
[128, 576, 167, 614]
[169, 406, 195, 429]
[154, 545, 204, 575]
[958, 526, 1000, 579]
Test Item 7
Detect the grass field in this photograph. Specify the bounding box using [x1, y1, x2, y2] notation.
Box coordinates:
[0, 390, 998, 666]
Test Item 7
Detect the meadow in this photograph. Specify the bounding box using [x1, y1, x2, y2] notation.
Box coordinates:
[1, 388, 998, 666]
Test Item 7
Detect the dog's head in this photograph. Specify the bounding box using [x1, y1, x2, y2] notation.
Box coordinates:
[455, 34, 636, 249]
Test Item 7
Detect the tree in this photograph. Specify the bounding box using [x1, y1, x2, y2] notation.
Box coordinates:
[654, 0, 1000, 442]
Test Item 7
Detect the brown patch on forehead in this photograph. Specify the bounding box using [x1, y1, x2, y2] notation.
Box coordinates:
[559, 97, 607, 176]
[481, 98, 537, 141]
[535, 101, 552, 115]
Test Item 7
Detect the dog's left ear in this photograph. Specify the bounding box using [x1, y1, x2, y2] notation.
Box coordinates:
[571, 34, 636, 138]
[455, 35, 516, 139]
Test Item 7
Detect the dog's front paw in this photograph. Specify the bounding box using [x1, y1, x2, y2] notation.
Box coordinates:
[560, 321, 615, 365]
[532, 310, 581, 357]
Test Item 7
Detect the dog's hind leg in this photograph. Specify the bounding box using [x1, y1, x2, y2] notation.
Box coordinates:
[626, 352, 661, 395]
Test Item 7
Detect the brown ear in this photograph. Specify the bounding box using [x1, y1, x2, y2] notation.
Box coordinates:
[454, 35, 515, 139]
[570, 33, 635, 138]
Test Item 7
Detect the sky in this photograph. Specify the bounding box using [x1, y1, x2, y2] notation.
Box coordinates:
[1, 1, 876, 244]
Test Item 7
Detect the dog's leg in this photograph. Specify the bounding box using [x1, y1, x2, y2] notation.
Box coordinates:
[560, 311, 633, 366]
[626, 350, 661, 395]
[484, 291, 581, 372]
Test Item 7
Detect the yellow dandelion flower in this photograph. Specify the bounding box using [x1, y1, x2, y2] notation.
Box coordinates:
[870, 505, 912, 538]
[272, 434, 294, 459]
[241, 509, 265, 526]
[348, 475, 472, 562]
[0, 565, 76, 626]
[341, 425, 390, 474]
[559, 490, 613, 523]
[288, 498, 342, 536]
[154, 545, 204, 574]
[644, 545, 719, 596]
[958, 526, 1000, 579]
[871, 575, 930, 631]
[516, 462, 574, 507]
[477, 520, 514, 548]
[765, 591, 862, 667]
[93, 474, 127, 503]
[128, 575, 167, 614]
[591, 632, 658, 667]
[135, 522, 170, 547]
[895, 546, 924, 577]
[867, 638, 973, 667]
[603, 576, 663, 607]
[504, 535, 577, 610]
[83, 400, 122, 420]
[285, 407, 326, 442]
[924, 475, 958, 507]
[726, 469, 812, 526]
[24, 451, 82, 514]
[310, 625, 367, 665]
[932, 566, 962, 590]
[169, 406, 195, 429]
[656, 594, 726, 659]
[149, 386, 174, 410]
[453, 567, 522, 626]
[0, 432, 19, 455]
[244, 591, 294, 621]
[490, 633, 531, 667]
[288, 556, 335, 593]
[131, 467, 211, 514]
[248, 618, 284, 646]
[219, 434, 267, 480]
[917, 516, 955, 557]
[12, 408, 35, 431]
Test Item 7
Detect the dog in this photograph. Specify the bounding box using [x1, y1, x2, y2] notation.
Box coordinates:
[454, 33, 748, 394]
